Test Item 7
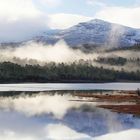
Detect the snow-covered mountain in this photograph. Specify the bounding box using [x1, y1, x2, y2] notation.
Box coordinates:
[34, 19, 140, 47]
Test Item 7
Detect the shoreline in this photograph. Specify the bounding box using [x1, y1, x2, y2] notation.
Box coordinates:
[74, 90, 140, 116]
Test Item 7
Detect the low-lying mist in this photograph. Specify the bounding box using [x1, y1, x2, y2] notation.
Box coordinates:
[0, 40, 139, 71]
[0, 40, 98, 64]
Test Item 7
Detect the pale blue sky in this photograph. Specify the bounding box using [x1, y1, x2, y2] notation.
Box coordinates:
[0, 0, 139, 42]
[34, 0, 139, 17]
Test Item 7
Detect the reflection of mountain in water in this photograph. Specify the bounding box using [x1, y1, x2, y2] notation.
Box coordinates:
[0, 93, 140, 139]
[41, 108, 139, 137]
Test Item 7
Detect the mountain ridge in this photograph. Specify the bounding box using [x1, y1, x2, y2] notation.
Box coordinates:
[0, 19, 140, 48]
[34, 19, 140, 47]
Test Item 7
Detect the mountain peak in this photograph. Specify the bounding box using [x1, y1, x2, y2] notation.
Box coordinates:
[34, 19, 140, 47]
[88, 19, 107, 23]
[78, 19, 110, 26]
[74, 18, 111, 30]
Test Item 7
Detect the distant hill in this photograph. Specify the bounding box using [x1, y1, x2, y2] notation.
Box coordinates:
[34, 19, 140, 47]
[1, 19, 140, 49]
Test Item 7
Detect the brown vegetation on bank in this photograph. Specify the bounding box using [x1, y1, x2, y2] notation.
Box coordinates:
[74, 90, 140, 115]
[98, 105, 140, 116]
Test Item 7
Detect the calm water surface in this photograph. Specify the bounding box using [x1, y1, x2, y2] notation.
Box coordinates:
[0, 84, 140, 140]
[0, 83, 140, 91]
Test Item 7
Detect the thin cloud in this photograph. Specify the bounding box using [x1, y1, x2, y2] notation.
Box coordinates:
[95, 6, 140, 28]
[48, 13, 92, 29]
[0, 0, 48, 42]
[87, 0, 107, 7]
[40, 0, 62, 7]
